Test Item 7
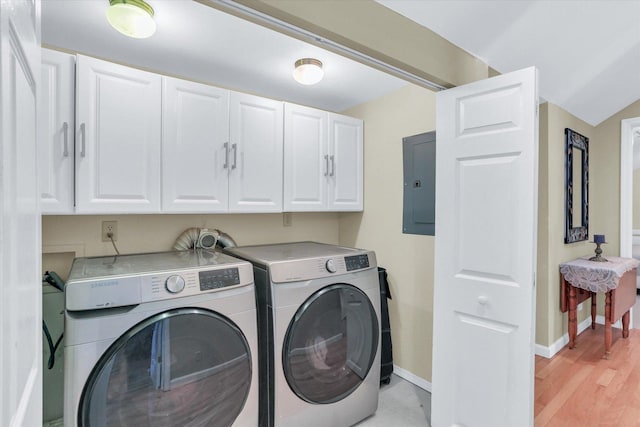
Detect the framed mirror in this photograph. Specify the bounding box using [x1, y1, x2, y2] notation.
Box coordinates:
[564, 128, 589, 243]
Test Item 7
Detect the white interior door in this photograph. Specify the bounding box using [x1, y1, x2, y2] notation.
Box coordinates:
[432, 67, 538, 427]
[0, 0, 42, 425]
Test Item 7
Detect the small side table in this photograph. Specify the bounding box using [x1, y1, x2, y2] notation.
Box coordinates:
[560, 256, 639, 359]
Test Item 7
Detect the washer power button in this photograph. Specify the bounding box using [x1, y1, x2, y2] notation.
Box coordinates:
[325, 259, 337, 273]
[165, 275, 186, 294]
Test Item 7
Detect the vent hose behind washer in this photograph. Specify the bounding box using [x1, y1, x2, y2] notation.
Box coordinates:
[173, 228, 237, 251]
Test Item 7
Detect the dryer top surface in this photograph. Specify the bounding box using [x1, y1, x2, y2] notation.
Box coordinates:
[227, 241, 365, 264]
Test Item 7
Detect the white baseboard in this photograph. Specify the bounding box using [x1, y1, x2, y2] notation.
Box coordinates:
[535, 315, 625, 359]
[392, 365, 432, 393]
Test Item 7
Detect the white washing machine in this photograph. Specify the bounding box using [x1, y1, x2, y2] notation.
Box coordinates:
[64, 250, 258, 427]
[226, 242, 380, 427]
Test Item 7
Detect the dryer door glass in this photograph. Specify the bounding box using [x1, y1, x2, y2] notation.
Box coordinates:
[283, 284, 379, 404]
[79, 308, 252, 427]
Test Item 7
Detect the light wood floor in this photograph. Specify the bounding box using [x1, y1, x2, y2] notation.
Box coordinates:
[535, 325, 640, 426]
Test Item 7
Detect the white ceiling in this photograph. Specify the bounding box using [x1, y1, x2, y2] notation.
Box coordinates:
[41, 0, 407, 113]
[377, 0, 640, 126]
[43, 1, 640, 126]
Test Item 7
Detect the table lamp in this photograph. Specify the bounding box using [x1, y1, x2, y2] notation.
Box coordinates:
[589, 234, 608, 262]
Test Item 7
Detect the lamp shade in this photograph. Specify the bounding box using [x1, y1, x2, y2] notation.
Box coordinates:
[293, 58, 323, 85]
[106, 0, 156, 39]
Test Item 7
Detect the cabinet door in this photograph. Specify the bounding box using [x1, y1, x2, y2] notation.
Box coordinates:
[283, 103, 327, 211]
[328, 113, 363, 211]
[75, 55, 161, 213]
[229, 92, 283, 212]
[162, 77, 230, 212]
[40, 49, 75, 214]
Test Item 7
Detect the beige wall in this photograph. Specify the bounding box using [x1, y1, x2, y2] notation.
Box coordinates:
[42, 213, 339, 280]
[536, 103, 550, 345]
[592, 100, 640, 258]
[340, 84, 436, 381]
[223, 0, 488, 88]
[537, 103, 595, 346]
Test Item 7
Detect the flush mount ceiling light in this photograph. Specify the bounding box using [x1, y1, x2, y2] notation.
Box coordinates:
[106, 0, 156, 39]
[293, 58, 324, 85]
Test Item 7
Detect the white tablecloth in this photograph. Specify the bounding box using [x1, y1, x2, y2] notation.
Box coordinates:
[559, 256, 640, 292]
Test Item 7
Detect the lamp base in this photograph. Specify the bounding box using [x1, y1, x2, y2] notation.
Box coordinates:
[589, 242, 608, 262]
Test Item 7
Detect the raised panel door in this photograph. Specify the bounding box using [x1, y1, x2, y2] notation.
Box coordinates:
[283, 103, 327, 211]
[328, 113, 363, 211]
[40, 48, 75, 213]
[432, 67, 538, 427]
[229, 92, 283, 212]
[0, 0, 42, 424]
[162, 77, 230, 212]
[75, 55, 161, 213]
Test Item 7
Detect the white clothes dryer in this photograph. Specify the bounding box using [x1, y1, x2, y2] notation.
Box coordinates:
[226, 242, 380, 427]
[64, 250, 258, 427]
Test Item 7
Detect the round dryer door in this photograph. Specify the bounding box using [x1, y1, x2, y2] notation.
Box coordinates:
[283, 284, 379, 404]
[79, 308, 252, 427]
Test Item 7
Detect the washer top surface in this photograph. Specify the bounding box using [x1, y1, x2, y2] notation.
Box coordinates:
[65, 250, 254, 311]
[227, 241, 364, 264]
[68, 250, 242, 282]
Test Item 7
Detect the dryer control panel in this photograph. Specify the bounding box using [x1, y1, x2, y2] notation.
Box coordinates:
[269, 251, 376, 283]
[345, 254, 370, 271]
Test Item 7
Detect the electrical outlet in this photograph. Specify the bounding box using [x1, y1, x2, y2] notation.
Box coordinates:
[102, 221, 118, 242]
[283, 212, 292, 227]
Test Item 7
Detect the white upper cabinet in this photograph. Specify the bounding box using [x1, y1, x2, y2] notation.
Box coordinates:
[283, 104, 363, 212]
[229, 92, 283, 212]
[328, 113, 363, 211]
[283, 103, 327, 211]
[40, 53, 361, 215]
[162, 77, 230, 212]
[75, 55, 161, 213]
[40, 49, 75, 214]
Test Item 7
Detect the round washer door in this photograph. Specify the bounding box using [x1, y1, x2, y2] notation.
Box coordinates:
[283, 284, 379, 404]
[79, 308, 252, 427]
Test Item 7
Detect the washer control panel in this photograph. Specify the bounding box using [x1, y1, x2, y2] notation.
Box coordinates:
[325, 259, 337, 273]
[165, 275, 186, 293]
[66, 261, 253, 311]
[199, 267, 240, 291]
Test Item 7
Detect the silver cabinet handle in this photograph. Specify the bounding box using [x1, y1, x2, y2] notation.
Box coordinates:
[324, 155, 329, 176]
[232, 143, 238, 169]
[80, 123, 86, 158]
[330, 155, 335, 177]
[62, 122, 69, 157]
[223, 142, 229, 169]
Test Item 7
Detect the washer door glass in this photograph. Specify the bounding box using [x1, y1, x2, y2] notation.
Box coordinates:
[79, 308, 252, 427]
[283, 284, 379, 404]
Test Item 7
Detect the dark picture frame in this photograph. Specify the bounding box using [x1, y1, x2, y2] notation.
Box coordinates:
[564, 128, 589, 243]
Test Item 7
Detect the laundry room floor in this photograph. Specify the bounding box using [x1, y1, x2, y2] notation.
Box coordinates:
[44, 374, 432, 427]
[356, 374, 432, 427]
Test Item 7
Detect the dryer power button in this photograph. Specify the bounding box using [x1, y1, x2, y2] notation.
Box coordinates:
[325, 259, 337, 273]
[165, 275, 186, 294]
